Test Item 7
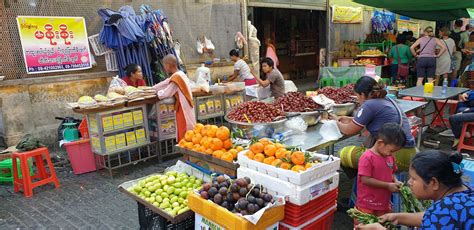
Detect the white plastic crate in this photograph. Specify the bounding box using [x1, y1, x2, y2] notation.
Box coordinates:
[238, 167, 339, 206]
[105, 51, 118, 72]
[88, 34, 111, 56]
[237, 151, 340, 186]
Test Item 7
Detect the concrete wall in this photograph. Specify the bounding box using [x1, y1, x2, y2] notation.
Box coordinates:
[0, 72, 114, 148]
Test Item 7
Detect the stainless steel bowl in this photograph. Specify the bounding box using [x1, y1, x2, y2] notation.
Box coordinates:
[224, 115, 287, 139]
[286, 110, 322, 126]
[331, 103, 356, 116]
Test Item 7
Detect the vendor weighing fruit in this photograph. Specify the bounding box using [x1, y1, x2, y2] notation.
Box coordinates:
[254, 57, 285, 98]
[153, 55, 196, 140]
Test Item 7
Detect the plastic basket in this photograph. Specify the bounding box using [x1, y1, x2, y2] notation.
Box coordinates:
[88, 34, 111, 56]
[237, 151, 340, 186]
[283, 189, 338, 226]
[105, 51, 119, 72]
[63, 139, 97, 175]
[78, 118, 89, 138]
[279, 206, 336, 230]
[137, 203, 194, 230]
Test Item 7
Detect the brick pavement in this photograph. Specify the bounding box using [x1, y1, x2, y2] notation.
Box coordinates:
[0, 156, 178, 230]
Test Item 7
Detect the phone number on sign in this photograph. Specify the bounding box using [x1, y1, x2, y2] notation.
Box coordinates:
[28, 63, 91, 72]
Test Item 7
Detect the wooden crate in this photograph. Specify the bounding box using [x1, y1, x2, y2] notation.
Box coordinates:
[176, 146, 239, 177]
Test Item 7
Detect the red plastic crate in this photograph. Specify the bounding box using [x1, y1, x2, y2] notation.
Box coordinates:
[283, 188, 338, 227]
[78, 118, 89, 138]
[64, 139, 97, 175]
[280, 206, 336, 230]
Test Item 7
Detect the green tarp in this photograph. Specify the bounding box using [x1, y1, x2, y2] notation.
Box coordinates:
[353, 0, 473, 20]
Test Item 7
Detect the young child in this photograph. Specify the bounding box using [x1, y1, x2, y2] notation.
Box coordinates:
[355, 122, 406, 225]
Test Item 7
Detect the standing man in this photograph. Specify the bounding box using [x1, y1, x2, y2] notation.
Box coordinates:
[153, 54, 196, 141]
[450, 20, 464, 81]
[253, 57, 285, 98]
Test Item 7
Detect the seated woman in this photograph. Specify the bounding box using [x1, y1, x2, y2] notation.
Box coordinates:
[228, 49, 257, 86]
[123, 64, 146, 87]
[449, 87, 474, 149]
[357, 150, 473, 230]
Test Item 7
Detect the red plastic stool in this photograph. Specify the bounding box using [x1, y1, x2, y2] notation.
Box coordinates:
[12, 147, 60, 197]
[403, 97, 426, 125]
[432, 100, 458, 128]
[457, 122, 474, 153]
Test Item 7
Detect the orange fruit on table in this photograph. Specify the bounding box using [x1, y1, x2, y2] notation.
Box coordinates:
[207, 125, 218, 138]
[194, 123, 204, 134]
[192, 144, 200, 151]
[305, 162, 314, 169]
[250, 142, 264, 154]
[210, 138, 223, 151]
[280, 162, 292, 170]
[259, 138, 273, 146]
[291, 151, 305, 165]
[291, 165, 306, 173]
[200, 136, 208, 146]
[178, 139, 187, 147]
[263, 156, 275, 165]
[216, 127, 230, 141]
[203, 138, 212, 149]
[212, 150, 224, 159]
[184, 130, 194, 142]
[221, 152, 234, 162]
[271, 159, 283, 167]
[198, 146, 207, 153]
[184, 142, 194, 149]
[264, 145, 277, 157]
[201, 125, 211, 136]
[245, 151, 255, 160]
[275, 143, 285, 149]
[205, 148, 213, 155]
[236, 146, 244, 152]
[275, 148, 287, 159]
[192, 133, 203, 145]
[228, 149, 238, 159]
[254, 153, 265, 162]
[223, 139, 232, 150]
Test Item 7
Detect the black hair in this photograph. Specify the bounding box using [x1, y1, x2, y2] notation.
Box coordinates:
[376, 123, 406, 147]
[466, 24, 471, 30]
[354, 76, 387, 99]
[229, 49, 240, 57]
[455, 19, 463, 27]
[124, 64, 140, 77]
[407, 31, 414, 36]
[261, 57, 274, 68]
[411, 150, 464, 188]
[396, 34, 407, 44]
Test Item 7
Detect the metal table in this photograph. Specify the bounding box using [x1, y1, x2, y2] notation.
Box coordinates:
[285, 99, 428, 154]
[397, 99, 428, 148]
[398, 86, 469, 128]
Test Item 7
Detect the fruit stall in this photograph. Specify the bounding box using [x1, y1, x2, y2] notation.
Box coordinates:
[71, 86, 177, 176]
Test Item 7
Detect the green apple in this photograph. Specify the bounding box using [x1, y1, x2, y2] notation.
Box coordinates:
[182, 179, 189, 184]
[178, 207, 190, 214]
[144, 191, 151, 197]
[153, 202, 159, 206]
[196, 179, 203, 185]
[172, 202, 180, 208]
[186, 183, 193, 188]
[163, 185, 170, 191]
[133, 186, 142, 193]
[161, 192, 169, 199]
[168, 210, 177, 216]
[166, 171, 177, 177]
[159, 202, 170, 209]
[174, 188, 182, 196]
[179, 191, 188, 199]
[163, 198, 170, 204]
[178, 198, 184, 204]
[166, 187, 175, 195]
[189, 176, 196, 182]
[170, 197, 178, 204]
[149, 197, 156, 203]
[174, 182, 183, 188]
[155, 196, 163, 203]
[167, 176, 176, 185]
[165, 208, 172, 212]
[156, 189, 163, 194]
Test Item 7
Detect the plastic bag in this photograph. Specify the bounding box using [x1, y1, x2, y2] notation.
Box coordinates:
[285, 117, 308, 133]
[196, 38, 204, 54]
[204, 36, 215, 51]
[312, 94, 335, 110]
[108, 75, 127, 94]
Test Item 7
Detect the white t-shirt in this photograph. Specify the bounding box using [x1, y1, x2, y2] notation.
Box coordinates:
[234, 59, 254, 81]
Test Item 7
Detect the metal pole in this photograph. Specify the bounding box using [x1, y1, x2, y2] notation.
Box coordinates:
[326, 0, 331, 67]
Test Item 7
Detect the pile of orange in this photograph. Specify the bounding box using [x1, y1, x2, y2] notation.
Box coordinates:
[178, 123, 243, 162]
[245, 138, 314, 173]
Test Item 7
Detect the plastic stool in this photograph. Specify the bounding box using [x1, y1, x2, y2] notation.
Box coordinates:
[319, 78, 334, 88]
[432, 100, 458, 128]
[12, 147, 60, 197]
[451, 79, 458, 87]
[379, 78, 391, 86]
[335, 77, 350, 88]
[458, 122, 474, 153]
[0, 159, 33, 183]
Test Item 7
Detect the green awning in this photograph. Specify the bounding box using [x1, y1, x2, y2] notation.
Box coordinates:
[353, 0, 473, 20]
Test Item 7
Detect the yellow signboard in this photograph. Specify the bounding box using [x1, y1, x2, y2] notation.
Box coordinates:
[332, 6, 363, 24]
[397, 20, 420, 39]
